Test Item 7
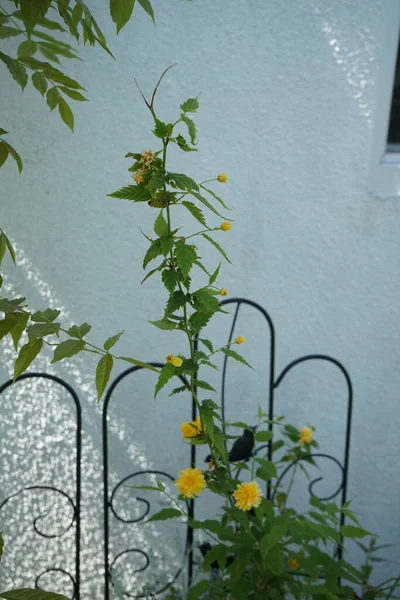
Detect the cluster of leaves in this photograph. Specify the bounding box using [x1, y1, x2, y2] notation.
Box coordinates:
[0, 0, 158, 171]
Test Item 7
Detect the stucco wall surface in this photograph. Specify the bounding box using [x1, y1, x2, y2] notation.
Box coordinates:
[1, 0, 400, 595]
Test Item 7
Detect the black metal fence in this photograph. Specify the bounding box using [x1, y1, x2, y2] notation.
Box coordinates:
[0, 299, 353, 599]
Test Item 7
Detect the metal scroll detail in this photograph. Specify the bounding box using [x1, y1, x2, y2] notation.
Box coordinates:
[103, 363, 193, 599]
[0, 373, 82, 600]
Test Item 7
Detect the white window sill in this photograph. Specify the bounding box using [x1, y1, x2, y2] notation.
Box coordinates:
[369, 153, 400, 199]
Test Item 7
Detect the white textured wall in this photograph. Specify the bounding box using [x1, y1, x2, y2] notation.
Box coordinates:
[2, 0, 400, 594]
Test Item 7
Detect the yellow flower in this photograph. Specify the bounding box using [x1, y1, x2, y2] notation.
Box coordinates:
[180, 417, 202, 440]
[220, 221, 232, 231]
[175, 467, 206, 498]
[140, 150, 154, 167]
[299, 427, 312, 446]
[235, 335, 245, 344]
[233, 481, 262, 511]
[132, 168, 146, 184]
[166, 355, 183, 368]
[219, 288, 228, 296]
[288, 558, 300, 570]
[217, 173, 228, 183]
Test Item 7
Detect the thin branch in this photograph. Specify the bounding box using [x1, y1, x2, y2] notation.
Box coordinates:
[133, 77, 150, 108]
[150, 63, 176, 109]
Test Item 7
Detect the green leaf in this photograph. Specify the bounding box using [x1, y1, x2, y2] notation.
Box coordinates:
[146, 508, 182, 523]
[110, 0, 136, 33]
[14, 339, 43, 381]
[67, 322, 91, 338]
[58, 97, 74, 131]
[31, 309, 60, 322]
[209, 263, 221, 286]
[174, 241, 196, 277]
[32, 72, 47, 96]
[202, 544, 228, 571]
[46, 87, 60, 111]
[255, 458, 277, 481]
[0, 234, 6, 265]
[0, 26, 21, 38]
[59, 87, 88, 101]
[201, 185, 230, 210]
[154, 363, 176, 398]
[20, 0, 52, 37]
[104, 330, 124, 351]
[4, 142, 23, 173]
[141, 262, 164, 284]
[0, 590, 69, 600]
[0, 143, 9, 168]
[138, 0, 155, 23]
[0, 53, 28, 90]
[0, 297, 26, 313]
[117, 356, 160, 373]
[180, 113, 197, 143]
[200, 338, 214, 353]
[96, 353, 113, 400]
[0, 532, 3, 559]
[153, 118, 171, 138]
[153, 211, 168, 237]
[169, 384, 189, 396]
[182, 201, 207, 227]
[187, 581, 209, 600]
[143, 239, 163, 269]
[221, 347, 253, 368]
[192, 289, 220, 314]
[149, 318, 177, 331]
[180, 97, 199, 113]
[2, 233, 15, 264]
[10, 312, 29, 350]
[341, 525, 373, 538]
[44, 68, 84, 90]
[175, 134, 196, 152]
[51, 339, 85, 363]
[0, 315, 19, 341]
[17, 40, 37, 58]
[196, 380, 216, 392]
[189, 311, 211, 334]
[255, 430, 273, 442]
[27, 322, 60, 341]
[108, 184, 151, 202]
[161, 269, 178, 294]
[164, 291, 186, 317]
[168, 172, 198, 191]
[201, 233, 232, 264]
[191, 191, 228, 219]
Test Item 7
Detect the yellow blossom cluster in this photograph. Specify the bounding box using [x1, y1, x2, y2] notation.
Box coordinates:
[175, 467, 205, 498]
[131, 150, 155, 184]
[299, 426, 312, 446]
[166, 354, 183, 368]
[233, 481, 263, 511]
[180, 417, 202, 440]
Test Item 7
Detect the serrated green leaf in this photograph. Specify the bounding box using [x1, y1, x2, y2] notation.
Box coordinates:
[0, 143, 9, 168]
[164, 291, 186, 317]
[110, 0, 136, 33]
[0, 234, 6, 265]
[17, 40, 37, 58]
[32, 72, 47, 96]
[221, 347, 252, 368]
[153, 211, 168, 237]
[189, 311, 211, 334]
[192, 289, 220, 314]
[154, 362, 176, 398]
[175, 134, 196, 152]
[51, 339, 85, 363]
[168, 172, 198, 191]
[187, 581, 209, 600]
[117, 356, 160, 373]
[10, 312, 29, 350]
[108, 185, 151, 202]
[341, 525, 373, 538]
[59, 87, 88, 101]
[180, 97, 199, 113]
[191, 191, 228, 219]
[180, 113, 197, 143]
[201, 233, 232, 264]
[0, 590, 69, 600]
[138, 0, 155, 23]
[58, 97, 74, 131]
[193, 259, 210, 277]
[149, 318, 177, 331]
[46, 86, 60, 110]
[141, 262, 164, 285]
[199, 338, 214, 353]
[143, 239, 162, 269]
[0, 53, 28, 90]
[14, 339, 43, 381]
[200, 185, 230, 210]
[0, 315, 19, 341]
[208, 264, 221, 286]
[67, 322, 91, 338]
[153, 118, 171, 138]
[31, 308, 60, 323]
[161, 269, 178, 293]
[104, 330, 124, 351]
[146, 508, 182, 523]
[255, 430, 273, 442]
[195, 380, 216, 392]
[174, 241, 196, 277]
[0, 297, 26, 313]
[96, 353, 113, 400]
[182, 201, 207, 227]
[255, 458, 277, 481]
[27, 321, 60, 340]
[169, 384, 189, 396]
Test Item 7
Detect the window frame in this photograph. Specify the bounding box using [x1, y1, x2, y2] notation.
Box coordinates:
[368, 1, 400, 198]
